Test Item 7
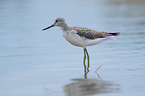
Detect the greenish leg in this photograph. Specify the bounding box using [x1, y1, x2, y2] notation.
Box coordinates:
[84, 48, 90, 73]
[83, 48, 87, 78]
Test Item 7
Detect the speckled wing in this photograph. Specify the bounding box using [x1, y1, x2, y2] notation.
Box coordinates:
[71, 26, 114, 39]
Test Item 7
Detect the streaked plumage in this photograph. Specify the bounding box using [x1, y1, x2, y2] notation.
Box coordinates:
[72, 26, 119, 39]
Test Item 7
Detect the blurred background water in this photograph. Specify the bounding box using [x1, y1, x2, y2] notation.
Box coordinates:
[0, 0, 145, 96]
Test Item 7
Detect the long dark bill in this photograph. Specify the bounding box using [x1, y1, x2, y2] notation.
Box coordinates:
[42, 24, 54, 31]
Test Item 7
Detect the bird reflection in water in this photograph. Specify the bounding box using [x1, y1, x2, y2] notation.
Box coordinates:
[64, 78, 119, 96]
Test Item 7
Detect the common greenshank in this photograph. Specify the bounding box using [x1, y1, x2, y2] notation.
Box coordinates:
[42, 17, 120, 76]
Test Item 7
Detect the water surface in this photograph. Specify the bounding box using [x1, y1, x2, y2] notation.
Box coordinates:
[0, 0, 145, 96]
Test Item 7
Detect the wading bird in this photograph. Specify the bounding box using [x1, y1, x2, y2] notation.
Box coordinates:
[42, 17, 119, 78]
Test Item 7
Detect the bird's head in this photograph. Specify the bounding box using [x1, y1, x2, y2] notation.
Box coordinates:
[42, 17, 65, 31]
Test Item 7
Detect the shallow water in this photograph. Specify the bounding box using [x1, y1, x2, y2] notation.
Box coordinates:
[0, 0, 145, 96]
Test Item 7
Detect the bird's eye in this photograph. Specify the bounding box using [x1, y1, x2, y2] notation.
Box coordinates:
[56, 20, 58, 22]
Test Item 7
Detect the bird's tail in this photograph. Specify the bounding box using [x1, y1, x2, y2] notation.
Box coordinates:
[108, 32, 120, 41]
[109, 32, 120, 36]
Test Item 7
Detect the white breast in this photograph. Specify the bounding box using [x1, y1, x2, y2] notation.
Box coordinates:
[61, 30, 87, 47]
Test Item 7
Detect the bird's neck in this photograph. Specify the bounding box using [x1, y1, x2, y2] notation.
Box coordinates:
[59, 22, 70, 31]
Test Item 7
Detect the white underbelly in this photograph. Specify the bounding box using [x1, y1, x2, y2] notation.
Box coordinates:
[85, 37, 110, 46]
